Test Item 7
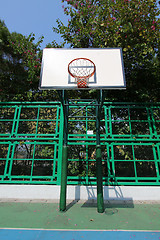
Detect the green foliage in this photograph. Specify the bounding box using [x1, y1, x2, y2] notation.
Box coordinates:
[53, 0, 160, 101]
[0, 20, 44, 101]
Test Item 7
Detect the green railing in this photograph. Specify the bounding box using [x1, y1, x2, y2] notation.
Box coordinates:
[0, 101, 160, 185]
[0, 102, 64, 184]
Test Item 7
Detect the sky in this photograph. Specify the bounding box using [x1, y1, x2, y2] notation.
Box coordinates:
[0, 0, 68, 49]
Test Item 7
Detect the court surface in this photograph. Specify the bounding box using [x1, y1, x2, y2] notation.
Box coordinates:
[0, 229, 160, 240]
[0, 200, 160, 240]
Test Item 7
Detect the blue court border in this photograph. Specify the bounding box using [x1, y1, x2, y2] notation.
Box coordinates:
[0, 229, 160, 240]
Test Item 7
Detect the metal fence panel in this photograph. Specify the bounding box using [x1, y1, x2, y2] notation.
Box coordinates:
[0, 102, 160, 185]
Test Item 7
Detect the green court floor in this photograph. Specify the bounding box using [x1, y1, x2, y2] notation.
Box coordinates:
[0, 201, 160, 231]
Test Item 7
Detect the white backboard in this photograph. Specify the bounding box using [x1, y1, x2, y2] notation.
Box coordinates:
[39, 48, 126, 90]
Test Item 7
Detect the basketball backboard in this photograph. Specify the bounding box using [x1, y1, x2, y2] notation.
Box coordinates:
[39, 48, 126, 90]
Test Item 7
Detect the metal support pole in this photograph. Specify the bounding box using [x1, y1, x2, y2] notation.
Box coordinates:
[58, 90, 68, 212]
[59, 145, 68, 211]
[96, 90, 104, 213]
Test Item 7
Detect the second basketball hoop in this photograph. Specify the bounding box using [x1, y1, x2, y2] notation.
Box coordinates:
[68, 58, 96, 88]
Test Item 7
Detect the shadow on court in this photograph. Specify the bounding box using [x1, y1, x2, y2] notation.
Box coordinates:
[65, 185, 134, 212]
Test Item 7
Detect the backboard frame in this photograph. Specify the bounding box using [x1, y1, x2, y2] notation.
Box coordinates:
[39, 48, 126, 90]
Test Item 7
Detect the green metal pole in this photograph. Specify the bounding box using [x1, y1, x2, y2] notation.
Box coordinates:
[60, 145, 68, 211]
[96, 90, 104, 213]
[58, 90, 68, 212]
[96, 145, 104, 213]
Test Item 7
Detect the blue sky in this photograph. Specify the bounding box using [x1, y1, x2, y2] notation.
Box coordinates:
[0, 0, 68, 49]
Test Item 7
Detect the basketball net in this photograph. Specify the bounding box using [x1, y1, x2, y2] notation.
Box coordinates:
[76, 77, 89, 88]
[68, 58, 96, 89]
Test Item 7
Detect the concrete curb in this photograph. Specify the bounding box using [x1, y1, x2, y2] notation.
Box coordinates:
[0, 185, 160, 202]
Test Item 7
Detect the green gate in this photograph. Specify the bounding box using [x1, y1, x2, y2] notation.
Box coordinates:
[0, 101, 160, 185]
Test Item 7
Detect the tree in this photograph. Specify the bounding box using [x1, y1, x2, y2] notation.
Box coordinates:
[0, 20, 48, 101]
[53, 0, 160, 102]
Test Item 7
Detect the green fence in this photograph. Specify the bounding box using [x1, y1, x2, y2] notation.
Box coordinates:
[0, 101, 160, 185]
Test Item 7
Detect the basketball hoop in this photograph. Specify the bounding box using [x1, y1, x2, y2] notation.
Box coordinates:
[68, 58, 96, 88]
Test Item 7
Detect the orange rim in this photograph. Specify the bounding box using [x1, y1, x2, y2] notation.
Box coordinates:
[68, 58, 96, 79]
